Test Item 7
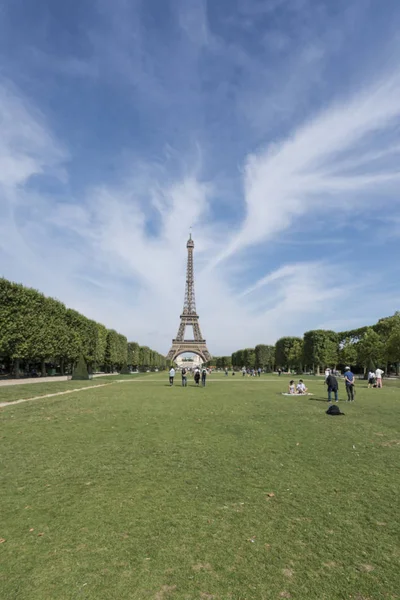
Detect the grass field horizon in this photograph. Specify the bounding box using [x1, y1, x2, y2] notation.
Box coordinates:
[1, 373, 399, 599]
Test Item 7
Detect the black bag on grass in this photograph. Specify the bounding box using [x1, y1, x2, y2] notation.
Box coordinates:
[326, 405, 345, 416]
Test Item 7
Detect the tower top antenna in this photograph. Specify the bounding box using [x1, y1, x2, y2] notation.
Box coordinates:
[187, 226, 194, 248]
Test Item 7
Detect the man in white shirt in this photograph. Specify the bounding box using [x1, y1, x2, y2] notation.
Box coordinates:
[296, 380, 308, 394]
[375, 367, 384, 388]
[169, 367, 176, 386]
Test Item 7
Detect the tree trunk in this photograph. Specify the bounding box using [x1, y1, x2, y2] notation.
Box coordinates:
[316, 365, 320, 376]
[14, 358, 20, 379]
[60, 358, 65, 376]
[41, 359, 46, 377]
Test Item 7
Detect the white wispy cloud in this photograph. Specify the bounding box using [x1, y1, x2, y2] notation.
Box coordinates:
[209, 69, 400, 268]
[0, 82, 66, 189]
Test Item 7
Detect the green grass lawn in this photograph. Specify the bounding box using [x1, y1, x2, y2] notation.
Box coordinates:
[1, 374, 399, 600]
[0, 373, 148, 403]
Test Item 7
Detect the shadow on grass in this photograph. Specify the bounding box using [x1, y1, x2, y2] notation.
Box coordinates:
[308, 396, 350, 403]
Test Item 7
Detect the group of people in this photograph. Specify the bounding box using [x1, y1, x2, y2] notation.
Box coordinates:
[325, 367, 355, 402]
[325, 366, 385, 402]
[325, 367, 360, 402]
[242, 367, 262, 377]
[288, 379, 308, 394]
[169, 367, 207, 387]
[367, 368, 384, 388]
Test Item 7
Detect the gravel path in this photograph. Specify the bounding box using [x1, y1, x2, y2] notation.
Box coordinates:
[0, 383, 112, 409]
[0, 373, 116, 387]
[0, 376, 154, 409]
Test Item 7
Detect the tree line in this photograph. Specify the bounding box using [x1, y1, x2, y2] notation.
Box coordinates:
[209, 345, 275, 371]
[228, 313, 400, 374]
[0, 278, 168, 377]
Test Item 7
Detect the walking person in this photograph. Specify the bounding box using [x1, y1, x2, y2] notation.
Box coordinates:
[257, 367, 261, 377]
[201, 368, 207, 387]
[194, 368, 200, 386]
[169, 367, 176, 386]
[375, 367, 384, 388]
[278, 368, 282, 376]
[344, 366, 355, 401]
[181, 367, 187, 387]
[367, 370, 375, 388]
[326, 372, 339, 403]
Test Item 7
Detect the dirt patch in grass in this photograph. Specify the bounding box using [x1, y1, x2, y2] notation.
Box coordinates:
[193, 563, 213, 572]
[359, 564, 375, 572]
[155, 585, 177, 600]
[282, 568, 294, 578]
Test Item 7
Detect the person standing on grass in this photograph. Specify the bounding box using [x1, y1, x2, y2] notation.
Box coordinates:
[169, 367, 176, 386]
[242, 366, 246, 377]
[181, 367, 187, 387]
[368, 370, 376, 388]
[326, 372, 339, 403]
[344, 366, 355, 401]
[194, 368, 200, 385]
[375, 367, 384, 388]
[278, 368, 282, 376]
[201, 368, 207, 387]
[257, 367, 261, 377]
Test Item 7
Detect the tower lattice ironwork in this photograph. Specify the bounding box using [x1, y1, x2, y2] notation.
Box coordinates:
[167, 234, 211, 364]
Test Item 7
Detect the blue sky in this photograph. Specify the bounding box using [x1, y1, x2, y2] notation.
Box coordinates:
[1, 0, 400, 355]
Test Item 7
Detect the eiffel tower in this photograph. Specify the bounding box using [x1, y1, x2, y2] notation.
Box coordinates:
[167, 234, 211, 364]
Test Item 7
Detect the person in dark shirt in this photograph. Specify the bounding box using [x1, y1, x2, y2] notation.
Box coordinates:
[181, 367, 187, 387]
[326, 373, 339, 403]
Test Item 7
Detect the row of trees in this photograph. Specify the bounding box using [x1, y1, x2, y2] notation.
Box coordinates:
[231, 345, 275, 370]
[230, 313, 400, 374]
[0, 278, 168, 377]
[127, 342, 168, 370]
[208, 346, 276, 371]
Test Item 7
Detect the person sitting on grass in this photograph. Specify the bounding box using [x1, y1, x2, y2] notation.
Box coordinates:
[296, 379, 308, 394]
[288, 380, 296, 394]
